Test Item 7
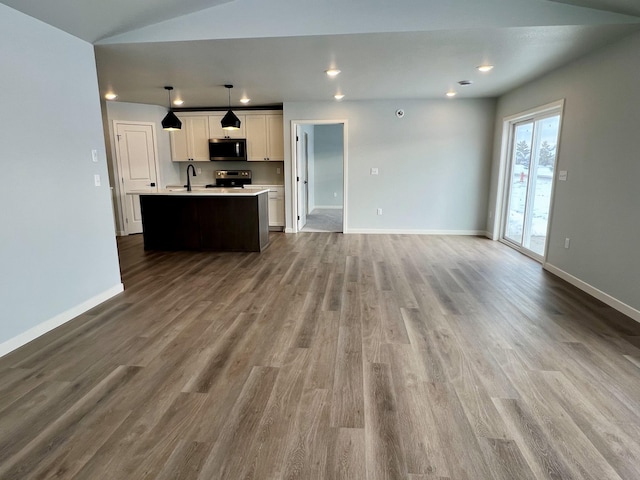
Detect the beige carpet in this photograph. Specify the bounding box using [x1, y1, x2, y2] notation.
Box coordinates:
[301, 208, 343, 232]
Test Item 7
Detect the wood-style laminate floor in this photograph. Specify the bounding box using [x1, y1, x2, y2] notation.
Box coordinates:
[1, 233, 640, 479]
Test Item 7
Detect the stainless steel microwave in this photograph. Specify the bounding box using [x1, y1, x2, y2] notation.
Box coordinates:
[209, 138, 247, 161]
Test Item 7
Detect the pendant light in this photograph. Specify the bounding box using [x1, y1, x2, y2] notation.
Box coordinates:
[161, 86, 182, 131]
[221, 84, 241, 130]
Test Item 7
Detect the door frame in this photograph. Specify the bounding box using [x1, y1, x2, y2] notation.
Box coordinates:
[295, 126, 309, 231]
[290, 119, 348, 233]
[112, 120, 161, 236]
[495, 99, 564, 263]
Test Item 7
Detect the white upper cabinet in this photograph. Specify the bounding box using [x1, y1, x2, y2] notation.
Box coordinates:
[267, 114, 284, 160]
[246, 114, 284, 161]
[208, 114, 246, 139]
[245, 115, 268, 161]
[170, 111, 282, 162]
[170, 115, 210, 162]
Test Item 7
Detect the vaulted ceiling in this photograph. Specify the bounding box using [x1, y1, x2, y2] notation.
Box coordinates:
[2, 0, 639, 107]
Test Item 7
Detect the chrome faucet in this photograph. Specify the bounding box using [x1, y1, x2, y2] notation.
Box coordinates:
[186, 164, 197, 191]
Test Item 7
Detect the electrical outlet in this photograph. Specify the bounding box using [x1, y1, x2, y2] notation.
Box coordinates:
[276, 167, 281, 174]
[564, 238, 570, 249]
[94, 174, 101, 187]
[377, 208, 383, 215]
[196, 167, 202, 174]
[371, 168, 379, 175]
[334, 192, 338, 198]
[91, 149, 98, 163]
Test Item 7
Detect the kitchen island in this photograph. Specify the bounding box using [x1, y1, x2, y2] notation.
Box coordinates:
[135, 188, 270, 252]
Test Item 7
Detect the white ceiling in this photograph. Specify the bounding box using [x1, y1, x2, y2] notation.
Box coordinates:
[551, 0, 640, 17]
[0, 0, 233, 42]
[2, 0, 639, 107]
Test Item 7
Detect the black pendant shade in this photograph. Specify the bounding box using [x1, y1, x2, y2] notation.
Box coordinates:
[162, 86, 182, 131]
[162, 110, 182, 131]
[221, 84, 241, 130]
[221, 110, 241, 130]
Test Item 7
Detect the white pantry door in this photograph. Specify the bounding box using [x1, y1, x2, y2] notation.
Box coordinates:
[115, 122, 159, 234]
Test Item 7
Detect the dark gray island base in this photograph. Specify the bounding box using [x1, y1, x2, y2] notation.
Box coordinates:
[139, 191, 270, 252]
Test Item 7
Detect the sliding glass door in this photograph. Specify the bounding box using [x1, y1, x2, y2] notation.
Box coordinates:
[503, 110, 561, 259]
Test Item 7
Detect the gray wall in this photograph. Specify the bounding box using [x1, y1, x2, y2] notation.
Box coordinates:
[313, 124, 344, 208]
[488, 30, 640, 313]
[284, 99, 496, 232]
[0, 5, 122, 345]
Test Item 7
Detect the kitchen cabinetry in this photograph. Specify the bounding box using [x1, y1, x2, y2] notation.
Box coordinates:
[245, 114, 284, 161]
[264, 185, 285, 229]
[170, 115, 210, 162]
[169, 111, 283, 162]
[208, 114, 246, 139]
[139, 191, 270, 252]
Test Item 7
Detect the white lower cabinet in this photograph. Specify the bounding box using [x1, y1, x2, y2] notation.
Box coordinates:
[265, 186, 284, 229]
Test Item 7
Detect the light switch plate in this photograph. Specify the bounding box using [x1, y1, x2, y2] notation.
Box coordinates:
[371, 167, 379, 175]
[559, 170, 568, 181]
[91, 149, 98, 163]
[94, 174, 101, 187]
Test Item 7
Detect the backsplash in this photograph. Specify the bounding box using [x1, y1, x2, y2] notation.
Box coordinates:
[177, 161, 284, 186]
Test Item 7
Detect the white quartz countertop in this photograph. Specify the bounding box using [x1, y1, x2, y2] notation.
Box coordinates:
[128, 187, 270, 197]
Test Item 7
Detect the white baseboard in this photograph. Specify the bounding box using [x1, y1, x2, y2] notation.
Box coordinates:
[312, 205, 343, 210]
[544, 263, 640, 324]
[284, 227, 295, 233]
[0, 283, 124, 358]
[346, 228, 487, 235]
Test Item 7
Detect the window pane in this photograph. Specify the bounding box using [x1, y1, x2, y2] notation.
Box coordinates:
[505, 122, 533, 245]
[527, 115, 560, 256]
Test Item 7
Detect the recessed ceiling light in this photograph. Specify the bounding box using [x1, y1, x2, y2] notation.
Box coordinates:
[104, 92, 117, 100]
[334, 93, 345, 100]
[477, 65, 494, 72]
[458, 80, 473, 86]
[173, 99, 184, 106]
[446, 91, 457, 97]
[240, 97, 251, 104]
[326, 69, 341, 77]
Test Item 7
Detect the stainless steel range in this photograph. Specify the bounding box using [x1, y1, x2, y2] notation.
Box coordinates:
[206, 170, 252, 188]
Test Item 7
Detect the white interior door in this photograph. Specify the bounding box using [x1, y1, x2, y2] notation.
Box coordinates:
[115, 122, 158, 234]
[296, 127, 308, 230]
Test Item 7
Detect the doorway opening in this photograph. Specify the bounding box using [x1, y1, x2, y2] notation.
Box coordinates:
[291, 120, 348, 233]
[499, 101, 563, 261]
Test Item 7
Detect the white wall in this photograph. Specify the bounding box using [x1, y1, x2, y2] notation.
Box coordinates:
[0, 5, 123, 351]
[284, 99, 496, 233]
[488, 30, 640, 316]
[313, 124, 344, 208]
